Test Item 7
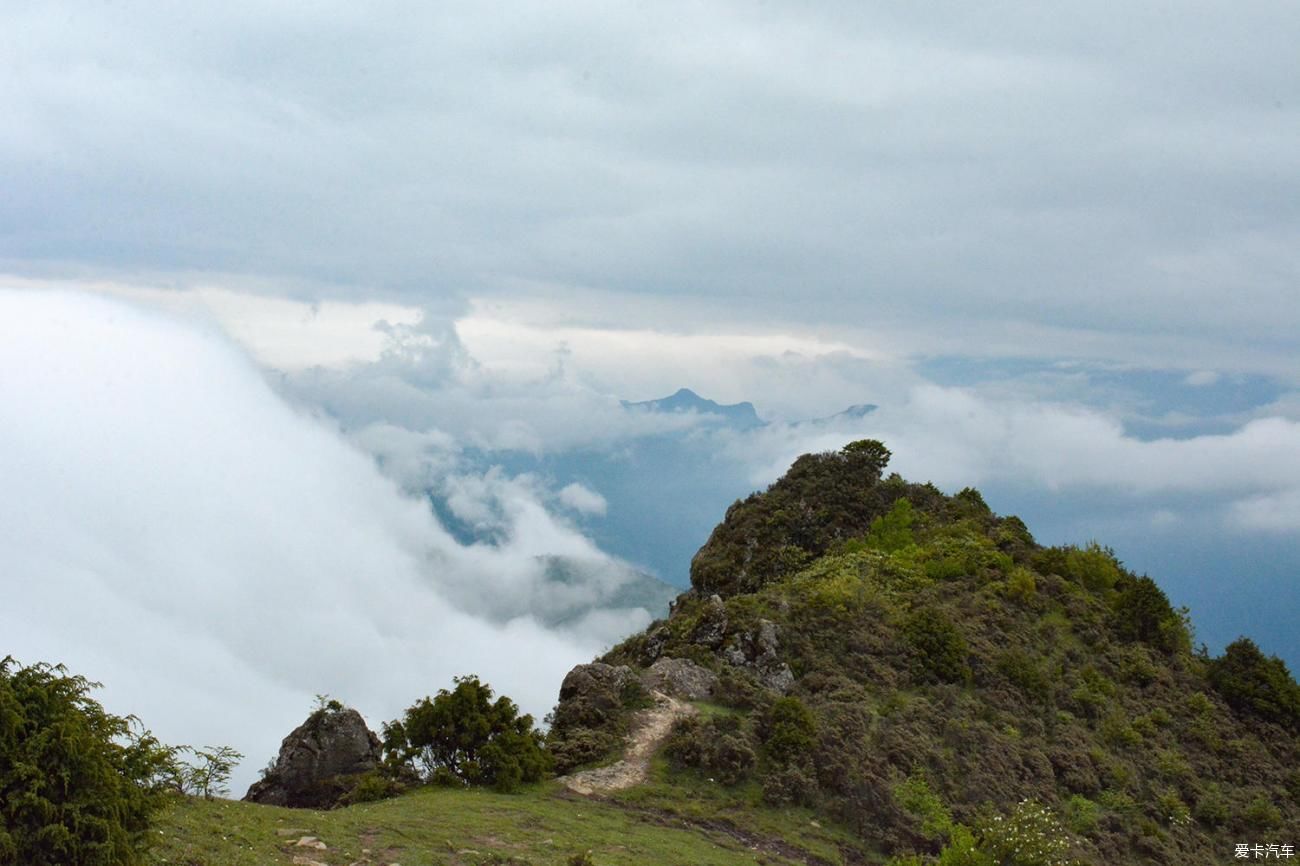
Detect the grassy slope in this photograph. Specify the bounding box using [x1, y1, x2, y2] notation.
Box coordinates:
[147, 782, 854, 866]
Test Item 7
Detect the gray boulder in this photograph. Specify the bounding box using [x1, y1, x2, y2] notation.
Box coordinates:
[244, 705, 382, 808]
[557, 662, 637, 716]
[643, 657, 719, 700]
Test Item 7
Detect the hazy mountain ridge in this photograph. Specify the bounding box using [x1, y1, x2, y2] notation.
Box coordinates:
[621, 387, 766, 430]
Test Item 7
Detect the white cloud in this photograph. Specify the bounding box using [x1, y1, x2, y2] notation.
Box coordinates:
[558, 482, 608, 516]
[0, 290, 651, 793]
[736, 383, 1300, 531]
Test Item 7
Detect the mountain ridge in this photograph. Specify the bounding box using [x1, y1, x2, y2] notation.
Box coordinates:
[548, 439, 1300, 865]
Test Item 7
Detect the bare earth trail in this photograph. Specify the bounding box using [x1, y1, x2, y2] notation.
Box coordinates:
[559, 690, 697, 795]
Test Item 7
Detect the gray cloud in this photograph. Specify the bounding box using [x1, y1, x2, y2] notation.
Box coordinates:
[2, 1, 1297, 372]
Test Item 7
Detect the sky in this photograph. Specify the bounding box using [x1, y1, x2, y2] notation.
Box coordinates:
[2, 1, 1298, 791]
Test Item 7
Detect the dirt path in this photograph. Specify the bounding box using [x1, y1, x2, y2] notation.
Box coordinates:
[560, 690, 696, 795]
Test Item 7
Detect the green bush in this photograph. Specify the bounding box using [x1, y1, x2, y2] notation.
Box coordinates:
[382, 675, 551, 793]
[1005, 567, 1037, 602]
[893, 773, 952, 838]
[936, 825, 994, 866]
[664, 716, 755, 785]
[761, 761, 818, 807]
[1112, 576, 1187, 653]
[866, 498, 916, 553]
[903, 609, 969, 684]
[1192, 785, 1229, 828]
[996, 650, 1050, 702]
[762, 696, 816, 765]
[1063, 794, 1099, 834]
[1242, 795, 1282, 830]
[337, 770, 405, 805]
[1207, 638, 1300, 729]
[0, 657, 176, 866]
[1064, 543, 1121, 592]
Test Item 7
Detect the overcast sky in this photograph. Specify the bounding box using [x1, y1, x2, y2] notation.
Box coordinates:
[3, 1, 1299, 786]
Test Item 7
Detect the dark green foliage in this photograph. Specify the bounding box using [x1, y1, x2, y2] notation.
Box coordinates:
[0, 657, 176, 866]
[663, 716, 755, 785]
[1112, 576, 1187, 653]
[995, 650, 1050, 703]
[1207, 639, 1300, 729]
[762, 760, 819, 807]
[761, 696, 817, 765]
[382, 676, 551, 793]
[902, 609, 969, 683]
[690, 440, 958, 597]
[336, 770, 407, 806]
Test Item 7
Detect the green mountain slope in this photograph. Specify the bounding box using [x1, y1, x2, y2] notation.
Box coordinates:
[552, 441, 1299, 865]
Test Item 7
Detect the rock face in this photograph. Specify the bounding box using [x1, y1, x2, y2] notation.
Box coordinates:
[690, 594, 728, 648]
[723, 618, 795, 693]
[547, 662, 646, 774]
[244, 706, 382, 808]
[558, 662, 637, 715]
[642, 657, 719, 701]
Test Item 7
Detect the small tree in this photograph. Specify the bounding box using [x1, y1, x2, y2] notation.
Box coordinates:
[177, 745, 244, 799]
[382, 676, 551, 793]
[0, 657, 177, 866]
[1208, 638, 1300, 729]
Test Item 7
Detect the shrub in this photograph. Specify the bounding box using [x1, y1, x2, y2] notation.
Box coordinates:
[0, 657, 177, 866]
[382, 675, 551, 793]
[664, 716, 755, 785]
[867, 498, 916, 553]
[762, 696, 816, 765]
[1064, 543, 1121, 592]
[1112, 576, 1187, 653]
[762, 761, 818, 807]
[1005, 567, 1037, 602]
[996, 650, 1050, 703]
[1063, 795, 1099, 834]
[175, 745, 243, 800]
[1207, 638, 1300, 729]
[337, 770, 405, 806]
[1155, 788, 1190, 826]
[1192, 784, 1229, 828]
[893, 773, 952, 838]
[1241, 795, 1282, 830]
[936, 825, 994, 866]
[903, 609, 969, 684]
[977, 799, 1076, 866]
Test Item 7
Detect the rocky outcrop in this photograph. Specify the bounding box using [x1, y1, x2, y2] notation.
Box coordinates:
[690, 594, 728, 648]
[642, 657, 719, 701]
[244, 705, 382, 808]
[723, 619, 795, 693]
[558, 662, 637, 715]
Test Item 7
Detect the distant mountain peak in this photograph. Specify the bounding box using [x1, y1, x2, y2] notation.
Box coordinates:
[622, 388, 764, 430]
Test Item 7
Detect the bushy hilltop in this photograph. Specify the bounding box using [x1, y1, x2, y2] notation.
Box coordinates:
[550, 440, 1300, 865]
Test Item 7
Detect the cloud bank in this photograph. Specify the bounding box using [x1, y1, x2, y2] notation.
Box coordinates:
[0, 290, 654, 793]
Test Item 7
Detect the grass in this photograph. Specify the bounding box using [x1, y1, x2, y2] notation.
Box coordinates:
[146, 782, 843, 866]
[613, 756, 864, 865]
